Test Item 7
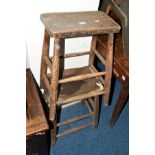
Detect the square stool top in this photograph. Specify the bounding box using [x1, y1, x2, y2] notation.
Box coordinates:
[40, 11, 121, 38]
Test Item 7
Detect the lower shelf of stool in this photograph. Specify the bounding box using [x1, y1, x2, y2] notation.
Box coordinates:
[44, 66, 105, 105]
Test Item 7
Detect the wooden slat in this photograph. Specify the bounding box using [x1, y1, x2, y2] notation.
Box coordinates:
[94, 49, 106, 64]
[104, 33, 114, 106]
[89, 36, 97, 65]
[58, 72, 106, 84]
[57, 113, 94, 127]
[94, 96, 99, 128]
[50, 51, 90, 60]
[56, 123, 94, 137]
[40, 29, 50, 88]
[43, 73, 51, 94]
[88, 98, 95, 110]
[44, 56, 52, 72]
[84, 100, 93, 113]
[90, 65, 105, 85]
[57, 90, 105, 105]
[50, 38, 61, 121]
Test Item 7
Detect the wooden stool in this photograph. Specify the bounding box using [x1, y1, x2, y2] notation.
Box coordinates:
[39, 11, 120, 144]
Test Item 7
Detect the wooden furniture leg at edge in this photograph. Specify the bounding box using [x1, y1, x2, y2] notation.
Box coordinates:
[104, 33, 114, 106]
[40, 29, 50, 89]
[110, 83, 129, 127]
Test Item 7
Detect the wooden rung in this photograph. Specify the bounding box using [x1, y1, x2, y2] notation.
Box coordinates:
[90, 65, 105, 85]
[56, 123, 94, 137]
[88, 98, 95, 110]
[57, 90, 105, 105]
[44, 56, 52, 72]
[57, 113, 94, 127]
[58, 72, 106, 84]
[43, 74, 51, 94]
[84, 100, 93, 113]
[50, 51, 90, 60]
[94, 49, 106, 65]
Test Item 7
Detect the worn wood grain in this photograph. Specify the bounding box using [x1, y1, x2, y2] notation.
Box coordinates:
[94, 96, 99, 128]
[40, 11, 121, 38]
[89, 36, 97, 65]
[56, 123, 94, 137]
[57, 113, 93, 127]
[104, 33, 114, 106]
[58, 71, 106, 84]
[50, 51, 90, 60]
[26, 69, 48, 137]
[40, 29, 50, 88]
[50, 38, 61, 121]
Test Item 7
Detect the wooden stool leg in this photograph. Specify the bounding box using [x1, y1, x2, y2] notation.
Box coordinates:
[51, 115, 57, 145]
[50, 38, 61, 121]
[110, 84, 129, 127]
[40, 29, 50, 89]
[94, 96, 99, 129]
[104, 33, 114, 106]
[89, 36, 97, 65]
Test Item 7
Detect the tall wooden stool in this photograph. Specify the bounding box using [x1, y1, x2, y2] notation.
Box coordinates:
[40, 11, 120, 144]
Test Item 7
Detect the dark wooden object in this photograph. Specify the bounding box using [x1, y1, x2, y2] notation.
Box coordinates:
[40, 11, 120, 144]
[26, 69, 48, 137]
[98, 0, 129, 126]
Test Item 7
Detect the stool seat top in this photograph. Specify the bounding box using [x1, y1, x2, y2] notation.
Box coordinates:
[40, 11, 121, 38]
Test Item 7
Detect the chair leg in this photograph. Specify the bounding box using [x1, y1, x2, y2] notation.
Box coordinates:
[50, 116, 57, 145]
[94, 96, 99, 129]
[40, 29, 50, 89]
[110, 84, 129, 127]
[104, 33, 114, 106]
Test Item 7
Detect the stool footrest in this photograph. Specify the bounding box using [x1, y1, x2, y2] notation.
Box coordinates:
[57, 112, 94, 127]
[50, 51, 90, 60]
[58, 71, 106, 84]
[56, 123, 94, 137]
[57, 90, 105, 105]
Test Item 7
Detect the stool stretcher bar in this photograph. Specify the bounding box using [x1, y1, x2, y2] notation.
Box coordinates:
[57, 113, 94, 127]
[50, 51, 90, 60]
[58, 72, 106, 84]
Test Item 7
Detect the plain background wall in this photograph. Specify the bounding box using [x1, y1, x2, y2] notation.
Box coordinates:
[26, 0, 100, 83]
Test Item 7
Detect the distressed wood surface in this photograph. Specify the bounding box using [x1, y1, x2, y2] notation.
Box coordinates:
[50, 51, 90, 60]
[56, 123, 94, 138]
[58, 71, 106, 84]
[44, 56, 52, 72]
[104, 33, 114, 106]
[50, 38, 61, 121]
[57, 113, 93, 127]
[89, 36, 97, 65]
[40, 29, 50, 88]
[110, 84, 128, 126]
[94, 96, 99, 128]
[26, 69, 48, 137]
[40, 11, 120, 38]
[39, 10, 120, 143]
